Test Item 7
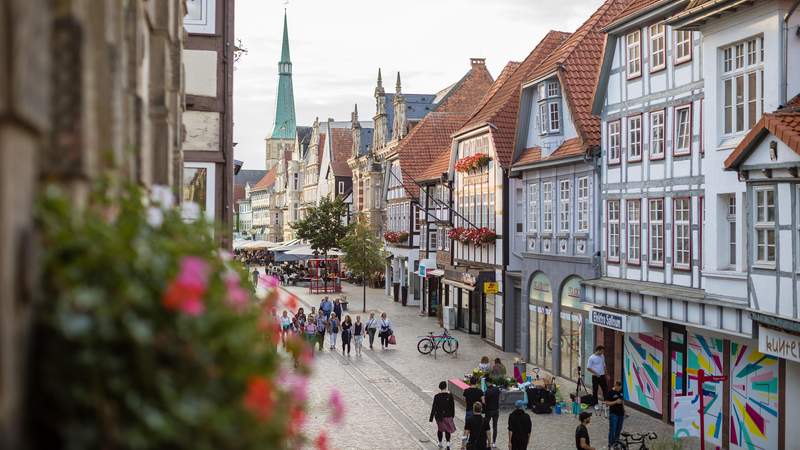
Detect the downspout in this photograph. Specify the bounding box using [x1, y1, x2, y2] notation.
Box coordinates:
[585, 145, 602, 278]
[783, 0, 800, 105]
[502, 167, 511, 352]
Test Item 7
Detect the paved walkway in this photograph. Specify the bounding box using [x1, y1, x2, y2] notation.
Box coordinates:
[280, 282, 692, 450]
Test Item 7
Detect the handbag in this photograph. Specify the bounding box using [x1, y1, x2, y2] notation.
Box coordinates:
[388, 334, 397, 345]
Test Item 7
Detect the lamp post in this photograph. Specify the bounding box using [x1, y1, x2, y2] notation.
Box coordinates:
[696, 369, 727, 450]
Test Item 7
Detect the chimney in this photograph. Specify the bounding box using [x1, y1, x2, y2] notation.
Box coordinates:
[470, 58, 486, 69]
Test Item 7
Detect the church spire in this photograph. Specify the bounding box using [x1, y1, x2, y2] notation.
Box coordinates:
[396, 71, 402, 94]
[271, 9, 296, 140]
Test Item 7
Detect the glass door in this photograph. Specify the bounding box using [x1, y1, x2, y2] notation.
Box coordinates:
[469, 291, 482, 334]
[668, 327, 687, 422]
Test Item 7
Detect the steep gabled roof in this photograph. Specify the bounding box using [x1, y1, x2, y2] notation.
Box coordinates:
[234, 169, 268, 187]
[433, 60, 496, 114]
[417, 149, 452, 183]
[455, 31, 572, 168]
[604, 0, 674, 31]
[330, 128, 354, 177]
[524, 0, 633, 151]
[725, 96, 800, 170]
[396, 112, 473, 197]
[252, 165, 279, 191]
[512, 138, 585, 169]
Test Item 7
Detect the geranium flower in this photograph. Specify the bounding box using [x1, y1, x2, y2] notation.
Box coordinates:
[162, 256, 209, 316]
[224, 271, 249, 311]
[277, 370, 310, 404]
[260, 274, 280, 289]
[243, 376, 275, 422]
[285, 293, 299, 311]
[287, 405, 306, 438]
[315, 432, 330, 450]
[328, 388, 345, 425]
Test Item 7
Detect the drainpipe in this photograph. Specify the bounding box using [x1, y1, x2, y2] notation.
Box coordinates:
[585, 146, 602, 278]
[502, 168, 511, 351]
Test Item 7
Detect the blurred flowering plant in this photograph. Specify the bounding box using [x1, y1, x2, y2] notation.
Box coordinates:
[454, 153, 491, 173]
[383, 231, 409, 243]
[29, 181, 314, 450]
[448, 226, 497, 245]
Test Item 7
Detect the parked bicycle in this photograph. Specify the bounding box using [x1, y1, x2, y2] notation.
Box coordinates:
[416, 329, 459, 356]
[611, 431, 658, 450]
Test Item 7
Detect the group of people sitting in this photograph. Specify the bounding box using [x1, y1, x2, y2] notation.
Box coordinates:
[234, 249, 272, 266]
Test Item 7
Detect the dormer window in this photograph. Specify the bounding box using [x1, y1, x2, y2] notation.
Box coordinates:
[537, 80, 561, 135]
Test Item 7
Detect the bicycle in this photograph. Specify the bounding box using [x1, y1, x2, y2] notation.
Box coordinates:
[610, 431, 658, 450]
[416, 329, 459, 356]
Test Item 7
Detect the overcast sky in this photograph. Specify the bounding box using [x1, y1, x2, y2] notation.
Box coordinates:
[233, 0, 603, 170]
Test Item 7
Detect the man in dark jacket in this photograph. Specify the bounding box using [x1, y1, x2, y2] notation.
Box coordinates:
[483, 381, 501, 448]
[507, 400, 532, 450]
[333, 298, 343, 321]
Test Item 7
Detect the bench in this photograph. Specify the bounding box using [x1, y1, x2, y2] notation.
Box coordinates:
[448, 378, 469, 405]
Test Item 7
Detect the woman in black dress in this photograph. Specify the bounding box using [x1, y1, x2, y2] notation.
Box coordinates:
[340, 315, 353, 356]
[429, 381, 456, 449]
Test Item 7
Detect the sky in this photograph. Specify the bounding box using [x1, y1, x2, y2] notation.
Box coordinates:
[233, 0, 604, 170]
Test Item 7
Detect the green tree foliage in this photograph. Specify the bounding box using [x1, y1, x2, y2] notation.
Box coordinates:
[339, 219, 385, 312]
[290, 196, 351, 256]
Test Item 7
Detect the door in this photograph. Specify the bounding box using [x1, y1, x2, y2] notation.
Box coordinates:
[470, 291, 482, 335]
[667, 326, 687, 422]
[513, 287, 522, 353]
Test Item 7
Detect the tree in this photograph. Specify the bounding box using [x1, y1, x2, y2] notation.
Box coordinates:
[291, 196, 351, 257]
[339, 219, 385, 312]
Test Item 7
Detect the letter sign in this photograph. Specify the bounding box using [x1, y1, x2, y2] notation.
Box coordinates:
[759, 327, 800, 363]
[589, 308, 627, 332]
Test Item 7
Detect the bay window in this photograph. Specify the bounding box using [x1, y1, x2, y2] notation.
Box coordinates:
[722, 37, 764, 135]
[649, 23, 665, 71]
[673, 198, 691, 269]
[627, 199, 641, 264]
[537, 80, 561, 134]
[608, 120, 621, 164]
[559, 179, 571, 232]
[577, 177, 589, 232]
[675, 30, 692, 63]
[543, 182, 553, 233]
[608, 200, 620, 261]
[650, 110, 665, 159]
[626, 30, 641, 78]
[648, 199, 664, 266]
[528, 183, 539, 233]
[755, 187, 775, 265]
[628, 115, 642, 161]
[674, 105, 691, 155]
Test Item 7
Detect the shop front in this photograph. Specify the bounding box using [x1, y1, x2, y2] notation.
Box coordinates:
[528, 272, 554, 372]
[443, 269, 494, 336]
[417, 260, 441, 317]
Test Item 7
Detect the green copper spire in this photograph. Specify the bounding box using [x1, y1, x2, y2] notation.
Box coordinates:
[271, 9, 296, 140]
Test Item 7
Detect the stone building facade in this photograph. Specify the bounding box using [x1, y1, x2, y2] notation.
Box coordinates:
[0, 0, 190, 446]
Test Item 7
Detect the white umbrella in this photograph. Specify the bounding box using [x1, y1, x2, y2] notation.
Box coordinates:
[284, 245, 343, 257]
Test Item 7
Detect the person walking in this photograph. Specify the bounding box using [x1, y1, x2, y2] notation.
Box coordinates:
[378, 312, 393, 349]
[483, 381, 501, 448]
[279, 310, 291, 346]
[462, 376, 484, 423]
[333, 298, 343, 321]
[507, 400, 532, 450]
[575, 411, 595, 450]
[304, 314, 317, 355]
[319, 296, 332, 320]
[605, 381, 625, 446]
[353, 315, 365, 357]
[341, 315, 353, 356]
[315, 314, 327, 352]
[463, 402, 490, 450]
[429, 381, 456, 449]
[365, 312, 378, 349]
[587, 346, 608, 406]
[327, 313, 339, 350]
[251, 268, 260, 289]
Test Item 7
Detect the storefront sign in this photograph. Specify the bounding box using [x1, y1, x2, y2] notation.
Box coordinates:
[529, 272, 552, 304]
[590, 309, 626, 331]
[560, 276, 584, 309]
[759, 327, 800, 363]
[483, 281, 499, 294]
[418, 263, 426, 277]
[444, 269, 476, 286]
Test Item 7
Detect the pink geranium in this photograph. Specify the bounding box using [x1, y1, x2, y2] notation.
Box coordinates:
[224, 271, 249, 311]
[162, 256, 209, 316]
[315, 431, 330, 450]
[277, 370, 310, 404]
[259, 274, 280, 289]
[328, 388, 345, 425]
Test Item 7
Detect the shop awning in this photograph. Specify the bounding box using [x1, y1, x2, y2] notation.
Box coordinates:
[428, 269, 444, 277]
[442, 279, 474, 291]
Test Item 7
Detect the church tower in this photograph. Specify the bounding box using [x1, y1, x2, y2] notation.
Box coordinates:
[351, 104, 362, 159]
[372, 69, 388, 151]
[391, 72, 407, 140]
[266, 10, 297, 171]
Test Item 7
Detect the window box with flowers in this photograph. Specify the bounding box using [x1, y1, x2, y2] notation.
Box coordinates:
[383, 231, 409, 244]
[448, 227, 498, 245]
[454, 153, 491, 173]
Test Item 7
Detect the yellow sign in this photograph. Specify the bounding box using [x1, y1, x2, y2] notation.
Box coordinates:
[483, 281, 499, 294]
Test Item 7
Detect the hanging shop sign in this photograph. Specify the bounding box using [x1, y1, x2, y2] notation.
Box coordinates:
[759, 327, 800, 363]
[483, 281, 499, 294]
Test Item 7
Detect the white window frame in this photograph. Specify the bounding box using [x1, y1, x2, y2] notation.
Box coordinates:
[608, 200, 620, 262]
[543, 182, 553, 233]
[722, 37, 764, 136]
[182, 161, 216, 222]
[538, 103, 548, 135]
[577, 177, 589, 233]
[626, 30, 642, 78]
[627, 199, 641, 265]
[673, 198, 691, 270]
[608, 120, 621, 164]
[650, 110, 665, 159]
[628, 115, 642, 161]
[548, 102, 561, 132]
[726, 194, 737, 269]
[674, 105, 692, 156]
[649, 23, 666, 72]
[547, 81, 560, 98]
[184, 0, 216, 34]
[648, 199, 664, 267]
[559, 179, 571, 233]
[675, 30, 692, 64]
[338, 181, 344, 194]
[528, 183, 539, 233]
[754, 187, 776, 266]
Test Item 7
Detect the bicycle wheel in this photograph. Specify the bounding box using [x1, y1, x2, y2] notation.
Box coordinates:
[417, 338, 434, 354]
[610, 441, 627, 450]
[442, 337, 459, 354]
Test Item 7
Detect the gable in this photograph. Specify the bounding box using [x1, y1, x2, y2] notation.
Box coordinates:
[737, 132, 800, 167]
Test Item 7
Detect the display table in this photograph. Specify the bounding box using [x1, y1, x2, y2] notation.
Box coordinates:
[499, 389, 525, 407]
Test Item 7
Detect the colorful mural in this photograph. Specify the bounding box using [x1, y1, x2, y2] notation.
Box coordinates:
[670, 349, 685, 421]
[729, 342, 779, 450]
[687, 334, 725, 447]
[624, 333, 663, 414]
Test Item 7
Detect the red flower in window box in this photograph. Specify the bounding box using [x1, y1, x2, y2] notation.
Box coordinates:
[448, 226, 497, 245]
[454, 153, 491, 173]
[447, 227, 466, 242]
[383, 231, 409, 243]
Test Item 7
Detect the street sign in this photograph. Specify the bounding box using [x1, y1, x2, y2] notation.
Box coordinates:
[589, 308, 627, 331]
[483, 281, 499, 294]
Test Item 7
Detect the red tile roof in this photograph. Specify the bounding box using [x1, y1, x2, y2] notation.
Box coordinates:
[330, 128, 353, 177]
[234, 184, 246, 203]
[605, 0, 669, 30]
[725, 98, 800, 169]
[252, 165, 278, 191]
[456, 31, 572, 168]
[396, 112, 472, 196]
[417, 149, 452, 182]
[512, 138, 584, 168]
[524, 0, 633, 152]
[434, 61, 496, 114]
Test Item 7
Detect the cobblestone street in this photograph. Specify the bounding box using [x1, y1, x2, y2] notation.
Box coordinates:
[281, 282, 689, 450]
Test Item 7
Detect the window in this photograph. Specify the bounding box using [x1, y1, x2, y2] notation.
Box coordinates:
[726, 194, 737, 268]
[338, 181, 344, 194]
[649, 199, 664, 266]
[626, 30, 641, 78]
[548, 102, 560, 132]
[628, 115, 642, 161]
[627, 199, 641, 264]
[293, 173, 299, 190]
[673, 198, 691, 269]
[538, 103, 548, 134]
[608, 200, 620, 261]
[577, 177, 589, 232]
[528, 183, 539, 233]
[675, 30, 692, 63]
[647, 110, 665, 159]
[559, 179, 571, 232]
[608, 121, 621, 164]
[547, 81, 560, 97]
[755, 188, 775, 265]
[429, 230, 438, 250]
[722, 38, 764, 135]
[543, 182, 553, 233]
[538, 84, 547, 99]
[674, 105, 691, 155]
[650, 23, 665, 71]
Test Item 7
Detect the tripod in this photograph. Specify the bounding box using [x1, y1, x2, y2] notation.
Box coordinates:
[570, 366, 592, 405]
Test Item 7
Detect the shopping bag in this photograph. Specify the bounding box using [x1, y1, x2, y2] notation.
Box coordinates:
[388, 335, 397, 345]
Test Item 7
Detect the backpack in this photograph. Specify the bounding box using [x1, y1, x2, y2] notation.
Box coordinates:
[527, 386, 555, 414]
